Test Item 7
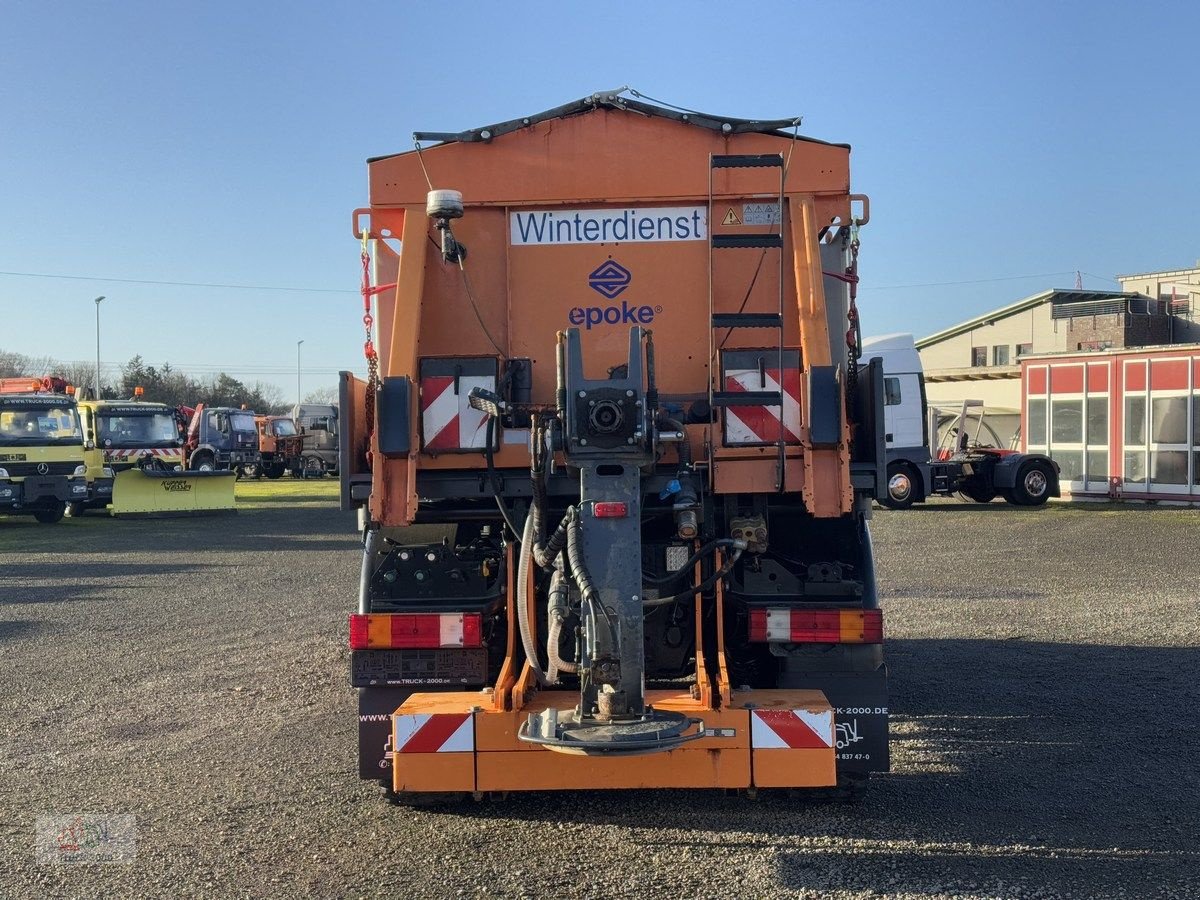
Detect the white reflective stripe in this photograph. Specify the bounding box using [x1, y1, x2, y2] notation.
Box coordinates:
[795, 709, 834, 748]
[422, 380, 459, 446]
[456, 376, 493, 449]
[750, 711, 789, 749]
[393, 713, 432, 750]
[724, 408, 760, 445]
[439, 614, 464, 646]
[439, 715, 474, 752]
[764, 609, 791, 641]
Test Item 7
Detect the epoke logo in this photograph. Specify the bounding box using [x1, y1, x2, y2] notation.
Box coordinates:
[587, 259, 632, 299]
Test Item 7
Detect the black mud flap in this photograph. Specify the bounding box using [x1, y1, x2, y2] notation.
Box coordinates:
[794, 669, 889, 774]
[357, 687, 411, 781]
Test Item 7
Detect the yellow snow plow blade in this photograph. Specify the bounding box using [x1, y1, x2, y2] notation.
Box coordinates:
[110, 469, 237, 517]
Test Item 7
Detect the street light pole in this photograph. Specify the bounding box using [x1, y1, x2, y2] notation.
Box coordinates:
[94, 296, 106, 398]
[297, 339, 305, 406]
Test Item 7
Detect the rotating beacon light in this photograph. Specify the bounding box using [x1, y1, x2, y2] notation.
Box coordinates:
[426, 189, 465, 263]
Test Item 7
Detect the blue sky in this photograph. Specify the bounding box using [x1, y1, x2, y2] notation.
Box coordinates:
[2, 1, 1197, 400]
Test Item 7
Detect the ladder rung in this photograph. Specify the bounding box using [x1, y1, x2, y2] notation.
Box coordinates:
[712, 391, 783, 407]
[711, 154, 784, 169]
[711, 313, 783, 328]
[712, 234, 783, 249]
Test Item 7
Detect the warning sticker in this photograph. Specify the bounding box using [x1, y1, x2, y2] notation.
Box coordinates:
[722, 207, 743, 226]
[743, 203, 781, 226]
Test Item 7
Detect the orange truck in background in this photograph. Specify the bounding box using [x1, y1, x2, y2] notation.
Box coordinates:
[252, 415, 304, 479]
[341, 91, 888, 803]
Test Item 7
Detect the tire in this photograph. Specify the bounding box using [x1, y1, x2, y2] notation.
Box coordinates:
[34, 506, 65, 524]
[879, 462, 918, 510]
[65, 501, 88, 518]
[192, 453, 216, 473]
[241, 462, 260, 479]
[265, 463, 285, 479]
[303, 455, 324, 478]
[962, 485, 996, 503]
[1012, 460, 1054, 506]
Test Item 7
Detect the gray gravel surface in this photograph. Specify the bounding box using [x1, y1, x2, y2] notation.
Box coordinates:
[1, 494, 1198, 899]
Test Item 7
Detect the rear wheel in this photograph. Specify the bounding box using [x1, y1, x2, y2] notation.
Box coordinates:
[1012, 460, 1054, 506]
[34, 507, 65, 524]
[65, 501, 87, 518]
[303, 455, 324, 478]
[265, 462, 285, 479]
[241, 462, 260, 479]
[880, 462, 918, 510]
[962, 485, 996, 503]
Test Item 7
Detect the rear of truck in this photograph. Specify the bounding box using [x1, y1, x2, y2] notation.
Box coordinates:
[342, 92, 889, 799]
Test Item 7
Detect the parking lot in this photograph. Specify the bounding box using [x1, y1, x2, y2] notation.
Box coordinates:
[1, 487, 1198, 899]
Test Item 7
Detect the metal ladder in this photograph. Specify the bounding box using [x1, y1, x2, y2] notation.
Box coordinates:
[707, 152, 788, 490]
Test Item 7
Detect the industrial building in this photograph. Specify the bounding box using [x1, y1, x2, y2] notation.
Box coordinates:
[916, 288, 1179, 410]
[1022, 343, 1200, 501]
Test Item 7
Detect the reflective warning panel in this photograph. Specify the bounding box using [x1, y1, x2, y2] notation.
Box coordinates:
[419, 358, 497, 452]
[721, 349, 802, 446]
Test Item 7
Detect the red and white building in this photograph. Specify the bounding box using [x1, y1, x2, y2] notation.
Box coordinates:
[1022, 344, 1200, 501]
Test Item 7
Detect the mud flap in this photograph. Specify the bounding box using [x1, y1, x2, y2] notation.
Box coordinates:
[357, 687, 411, 781]
[798, 669, 889, 773]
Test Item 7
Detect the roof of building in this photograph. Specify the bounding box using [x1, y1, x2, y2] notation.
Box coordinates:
[915, 289, 1143, 349]
[1116, 266, 1200, 280]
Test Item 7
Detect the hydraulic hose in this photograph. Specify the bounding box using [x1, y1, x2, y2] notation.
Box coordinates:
[516, 510, 547, 685]
[641, 538, 745, 586]
[484, 415, 522, 542]
[642, 547, 744, 608]
[545, 565, 578, 682]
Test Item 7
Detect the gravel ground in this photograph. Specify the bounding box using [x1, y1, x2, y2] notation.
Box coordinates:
[1, 488, 1198, 899]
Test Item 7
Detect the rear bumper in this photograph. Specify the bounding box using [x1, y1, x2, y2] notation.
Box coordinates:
[386, 689, 837, 793]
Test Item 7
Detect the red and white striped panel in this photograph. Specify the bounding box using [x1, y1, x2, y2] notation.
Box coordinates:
[420, 376, 494, 451]
[723, 367, 801, 445]
[104, 448, 184, 463]
[393, 712, 473, 754]
[750, 708, 834, 749]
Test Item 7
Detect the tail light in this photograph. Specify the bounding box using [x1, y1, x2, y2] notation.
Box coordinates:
[349, 613, 483, 650]
[748, 608, 883, 644]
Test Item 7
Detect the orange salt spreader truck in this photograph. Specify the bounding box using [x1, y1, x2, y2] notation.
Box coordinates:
[341, 91, 890, 802]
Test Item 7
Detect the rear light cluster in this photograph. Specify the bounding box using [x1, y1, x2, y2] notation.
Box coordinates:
[349, 613, 482, 650]
[748, 608, 883, 644]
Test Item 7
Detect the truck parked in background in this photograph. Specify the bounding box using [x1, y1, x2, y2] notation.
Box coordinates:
[182, 404, 261, 475]
[292, 403, 337, 475]
[72, 390, 185, 515]
[0, 377, 89, 523]
[253, 414, 304, 478]
[863, 333, 1060, 509]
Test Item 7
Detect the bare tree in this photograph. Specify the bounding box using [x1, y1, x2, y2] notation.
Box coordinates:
[303, 385, 339, 405]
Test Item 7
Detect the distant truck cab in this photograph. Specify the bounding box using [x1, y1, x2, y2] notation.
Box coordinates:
[183, 405, 261, 474]
[253, 415, 304, 478]
[0, 377, 89, 523]
[863, 333, 1060, 508]
[73, 392, 186, 515]
[292, 403, 337, 476]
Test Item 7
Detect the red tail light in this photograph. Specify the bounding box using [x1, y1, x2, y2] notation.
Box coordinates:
[592, 501, 627, 518]
[748, 608, 883, 644]
[348, 613, 484, 650]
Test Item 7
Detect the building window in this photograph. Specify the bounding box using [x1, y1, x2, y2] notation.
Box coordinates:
[1027, 399, 1047, 446]
[883, 377, 902, 406]
[1051, 400, 1083, 443]
[993, 345, 1010, 366]
[1124, 396, 1146, 445]
[1151, 397, 1188, 444]
[1017, 343, 1033, 357]
[971, 346, 986, 367]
